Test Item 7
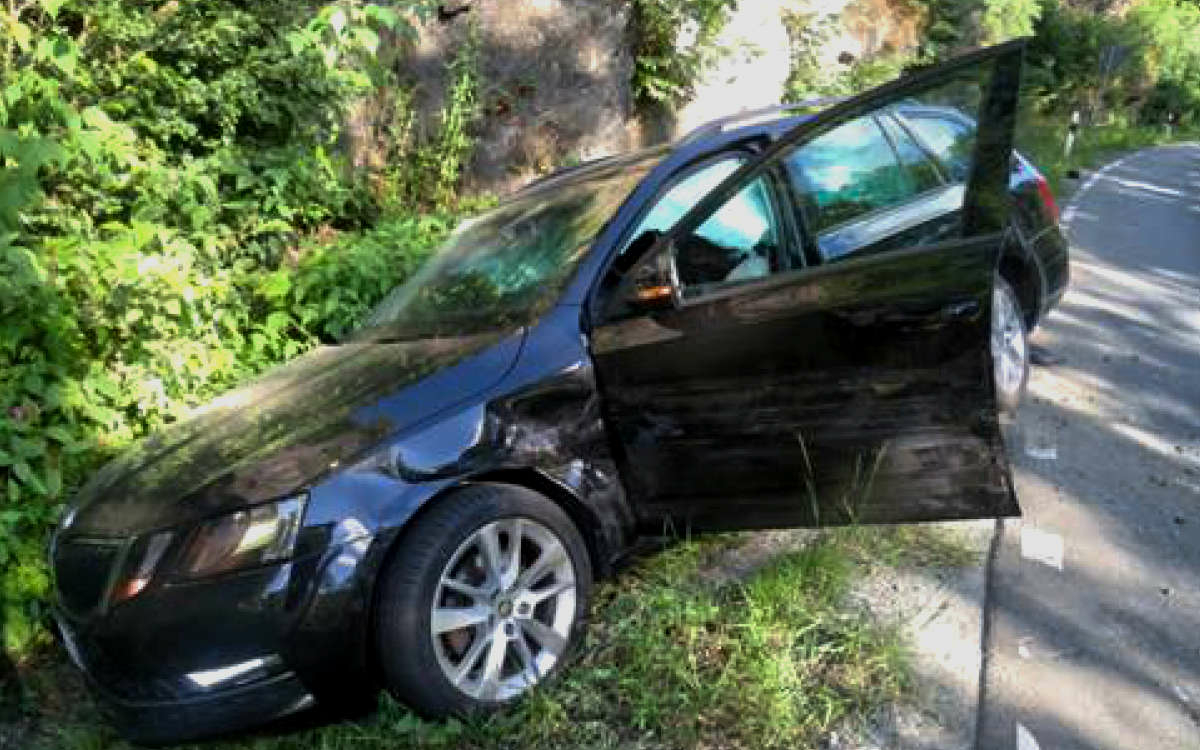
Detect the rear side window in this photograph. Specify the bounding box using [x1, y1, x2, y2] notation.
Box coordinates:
[878, 115, 943, 191]
[784, 116, 921, 235]
[901, 113, 975, 182]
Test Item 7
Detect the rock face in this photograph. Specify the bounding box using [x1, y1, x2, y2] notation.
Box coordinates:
[839, 0, 923, 59]
[376, 0, 924, 196]
[400, 0, 637, 195]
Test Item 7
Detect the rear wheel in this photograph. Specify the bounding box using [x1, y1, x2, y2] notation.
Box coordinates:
[992, 275, 1029, 413]
[374, 484, 592, 717]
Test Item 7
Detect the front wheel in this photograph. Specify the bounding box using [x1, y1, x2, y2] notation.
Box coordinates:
[374, 484, 593, 717]
[992, 275, 1029, 414]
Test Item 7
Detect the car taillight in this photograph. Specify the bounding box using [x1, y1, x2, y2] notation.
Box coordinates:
[1034, 173, 1060, 224]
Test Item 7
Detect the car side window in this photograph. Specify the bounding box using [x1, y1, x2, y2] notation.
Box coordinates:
[877, 114, 944, 191]
[621, 157, 745, 255]
[784, 114, 963, 263]
[784, 116, 916, 237]
[899, 113, 975, 182]
[674, 174, 782, 297]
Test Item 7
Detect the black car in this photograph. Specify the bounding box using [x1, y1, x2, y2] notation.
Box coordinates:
[51, 42, 1066, 744]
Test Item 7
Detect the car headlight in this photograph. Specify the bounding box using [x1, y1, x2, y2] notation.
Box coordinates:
[176, 496, 307, 578]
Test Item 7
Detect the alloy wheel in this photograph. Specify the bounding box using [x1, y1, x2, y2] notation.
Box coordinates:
[992, 280, 1027, 401]
[429, 517, 577, 701]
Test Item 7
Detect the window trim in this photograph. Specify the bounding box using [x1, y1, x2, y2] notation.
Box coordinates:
[891, 109, 976, 183]
[673, 228, 1003, 310]
[875, 112, 948, 193]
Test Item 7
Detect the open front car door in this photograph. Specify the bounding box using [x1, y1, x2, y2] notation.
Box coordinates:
[591, 41, 1026, 530]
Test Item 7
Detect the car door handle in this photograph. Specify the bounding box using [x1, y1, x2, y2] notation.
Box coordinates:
[940, 300, 980, 320]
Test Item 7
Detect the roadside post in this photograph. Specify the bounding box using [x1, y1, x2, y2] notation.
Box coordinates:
[1064, 109, 1080, 159]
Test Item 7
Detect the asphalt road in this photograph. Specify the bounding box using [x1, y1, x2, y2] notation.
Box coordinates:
[977, 143, 1200, 749]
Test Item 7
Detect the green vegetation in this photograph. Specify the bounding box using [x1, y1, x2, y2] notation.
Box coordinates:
[0, 0, 481, 665]
[782, 10, 912, 100]
[1026, 0, 1200, 126]
[630, 0, 737, 109]
[18, 526, 978, 750]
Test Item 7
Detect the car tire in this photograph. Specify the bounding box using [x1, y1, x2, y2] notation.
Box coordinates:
[374, 483, 593, 718]
[992, 274, 1029, 414]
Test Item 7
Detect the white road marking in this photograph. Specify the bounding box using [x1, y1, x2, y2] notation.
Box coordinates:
[1016, 722, 1042, 750]
[1060, 152, 1136, 229]
[1018, 637, 1033, 659]
[1025, 445, 1057, 460]
[1020, 527, 1064, 571]
[1174, 478, 1200, 495]
[1102, 175, 1186, 198]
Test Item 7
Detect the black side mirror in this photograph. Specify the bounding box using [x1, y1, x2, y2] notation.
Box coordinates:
[626, 243, 681, 312]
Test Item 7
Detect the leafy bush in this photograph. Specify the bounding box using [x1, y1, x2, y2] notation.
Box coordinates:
[917, 0, 1041, 59]
[630, 0, 737, 109]
[782, 9, 914, 101]
[0, 0, 474, 664]
[1024, 0, 1200, 124]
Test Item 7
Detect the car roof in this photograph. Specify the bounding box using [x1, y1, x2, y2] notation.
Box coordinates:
[515, 99, 841, 200]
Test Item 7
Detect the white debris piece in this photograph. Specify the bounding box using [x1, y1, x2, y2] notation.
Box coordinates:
[1020, 527, 1065, 570]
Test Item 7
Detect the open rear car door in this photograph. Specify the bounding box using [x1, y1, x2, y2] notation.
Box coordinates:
[591, 41, 1026, 530]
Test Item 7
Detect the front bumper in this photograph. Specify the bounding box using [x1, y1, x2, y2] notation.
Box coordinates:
[83, 658, 313, 746]
[53, 532, 378, 744]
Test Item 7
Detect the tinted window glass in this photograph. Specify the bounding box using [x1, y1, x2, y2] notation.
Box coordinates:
[675, 175, 781, 295]
[784, 116, 913, 234]
[626, 158, 744, 244]
[900, 113, 975, 182]
[356, 165, 650, 340]
[879, 114, 943, 191]
[776, 66, 996, 266]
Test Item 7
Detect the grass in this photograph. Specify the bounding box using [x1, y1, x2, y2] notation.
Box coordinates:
[9, 524, 980, 750]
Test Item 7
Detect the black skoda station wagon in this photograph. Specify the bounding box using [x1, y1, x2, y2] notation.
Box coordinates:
[51, 41, 1067, 743]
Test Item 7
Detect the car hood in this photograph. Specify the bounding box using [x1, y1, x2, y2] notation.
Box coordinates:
[63, 330, 524, 537]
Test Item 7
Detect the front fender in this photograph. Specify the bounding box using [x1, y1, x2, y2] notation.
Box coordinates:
[291, 306, 636, 690]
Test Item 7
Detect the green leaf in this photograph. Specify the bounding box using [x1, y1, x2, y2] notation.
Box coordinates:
[259, 270, 292, 300]
[353, 26, 380, 54]
[38, 0, 66, 20]
[365, 5, 401, 29]
[43, 426, 75, 444]
[10, 22, 32, 53]
[50, 36, 77, 76]
[265, 311, 290, 334]
[194, 175, 218, 203]
[12, 438, 46, 459]
[45, 464, 62, 497]
[13, 461, 47, 495]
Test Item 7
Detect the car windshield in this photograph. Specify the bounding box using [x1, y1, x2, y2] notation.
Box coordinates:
[352, 163, 652, 341]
